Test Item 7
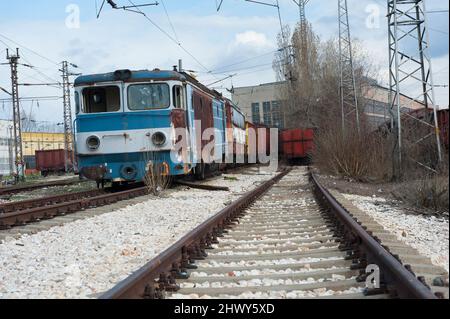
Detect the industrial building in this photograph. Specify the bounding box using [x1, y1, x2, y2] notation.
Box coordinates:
[0, 119, 14, 177]
[22, 132, 66, 157]
[232, 81, 425, 129]
[231, 82, 286, 129]
[0, 122, 69, 176]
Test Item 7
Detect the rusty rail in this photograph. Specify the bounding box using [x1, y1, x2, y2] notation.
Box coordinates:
[0, 189, 106, 214]
[175, 180, 230, 192]
[310, 172, 437, 299]
[0, 179, 87, 196]
[100, 169, 289, 299]
[0, 186, 148, 229]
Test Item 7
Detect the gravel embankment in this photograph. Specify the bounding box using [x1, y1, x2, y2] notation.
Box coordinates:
[343, 194, 449, 272]
[0, 168, 276, 299]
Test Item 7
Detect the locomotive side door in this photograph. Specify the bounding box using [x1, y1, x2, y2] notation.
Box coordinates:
[185, 84, 197, 168]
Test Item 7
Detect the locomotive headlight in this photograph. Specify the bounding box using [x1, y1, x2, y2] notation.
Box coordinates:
[86, 135, 101, 150]
[151, 132, 167, 146]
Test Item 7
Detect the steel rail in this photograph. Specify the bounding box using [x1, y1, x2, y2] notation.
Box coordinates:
[100, 169, 290, 299]
[0, 186, 148, 229]
[0, 189, 106, 214]
[175, 180, 230, 192]
[310, 172, 437, 299]
[0, 179, 87, 196]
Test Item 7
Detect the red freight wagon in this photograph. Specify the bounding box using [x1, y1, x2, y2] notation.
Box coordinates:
[280, 128, 314, 161]
[438, 109, 449, 149]
[35, 149, 72, 176]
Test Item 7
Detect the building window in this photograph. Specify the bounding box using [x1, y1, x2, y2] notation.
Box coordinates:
[271, 101, 284, 129]
[251, 103, 260, 124]
[263, 102, 271, 126]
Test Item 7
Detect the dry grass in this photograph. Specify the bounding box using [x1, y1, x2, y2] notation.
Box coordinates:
[313, 123, 393, 182]
[392, 156, 449, 212]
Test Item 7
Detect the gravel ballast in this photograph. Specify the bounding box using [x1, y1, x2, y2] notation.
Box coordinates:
[0, 168, 275, 299]
[343, 194, 449, 273]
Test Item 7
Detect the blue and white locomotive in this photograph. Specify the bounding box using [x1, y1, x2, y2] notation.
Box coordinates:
[73, 68, 245, 185]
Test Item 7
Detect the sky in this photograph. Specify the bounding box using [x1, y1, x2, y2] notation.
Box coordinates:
[0, 0, 448, 124]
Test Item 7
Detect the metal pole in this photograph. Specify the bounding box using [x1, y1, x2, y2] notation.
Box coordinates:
[338, 0, 360, 134]
[422, 0, 442, 162]
[6, 48, 25, 182]
[387, 0, 442, 177]
[61, 61, 74, 173]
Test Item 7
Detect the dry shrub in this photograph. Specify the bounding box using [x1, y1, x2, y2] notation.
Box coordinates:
[393, 154, 449, 212]
[143, 152, 172, 196]
[313, 122, 393, 182]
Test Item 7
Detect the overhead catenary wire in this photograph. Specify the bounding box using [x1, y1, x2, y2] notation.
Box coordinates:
[205, 49, 280, 73]
[204, 61, 281, 75]
[160, 0, 179, 43]
[123, 0, 219, 81]
[0, 32, 60, 66]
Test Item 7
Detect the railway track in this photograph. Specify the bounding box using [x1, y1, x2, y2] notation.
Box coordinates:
[0, 185, 148, 230]
[0, 172, 247, 233]
[0, 178, 87, 196]
[101, 167, 443, 299]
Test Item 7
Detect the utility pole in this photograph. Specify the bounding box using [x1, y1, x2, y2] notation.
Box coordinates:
[338, 0, 360, 134]
[292, 0, 310, 66]
[60, 61, 76, 173]
[6, 48, 25, 182]
[8, 125, 14, 174]
[388, 0, 442, 178]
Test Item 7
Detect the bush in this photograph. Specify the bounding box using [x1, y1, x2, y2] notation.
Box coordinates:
[313, 122, 393, 182]
[392, 156, 449, 212]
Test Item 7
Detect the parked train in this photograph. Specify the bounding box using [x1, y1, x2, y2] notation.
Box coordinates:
[279, 128, 315, 164]
[23, 149, 73, 176]
[73, 69, 278, 185]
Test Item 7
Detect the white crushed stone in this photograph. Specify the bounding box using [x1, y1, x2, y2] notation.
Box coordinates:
[0, 168, 276, 299]
[343, 194, 449, 273]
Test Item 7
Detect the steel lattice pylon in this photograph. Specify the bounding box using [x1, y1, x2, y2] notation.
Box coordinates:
[388, 0, 442, 176]
[292, 0, 310, 64]
[61, 61, 74, 172]
[338, 0, 360, 134]
[6, 48, 25, 181]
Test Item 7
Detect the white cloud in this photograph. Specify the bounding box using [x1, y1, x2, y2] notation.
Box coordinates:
[234, 31, 274, 49]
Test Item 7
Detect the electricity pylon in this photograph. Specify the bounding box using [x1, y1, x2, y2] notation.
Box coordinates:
[388, 0, 442, 177]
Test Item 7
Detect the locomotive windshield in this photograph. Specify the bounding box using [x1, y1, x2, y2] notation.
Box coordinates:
[82, 86, 121, 113]
[128, 83, 170, 110]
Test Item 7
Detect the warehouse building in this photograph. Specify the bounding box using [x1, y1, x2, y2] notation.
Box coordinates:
[232, 81, 425, 129]
[0, 120, 69, 175]
[231, 82, 286, 129]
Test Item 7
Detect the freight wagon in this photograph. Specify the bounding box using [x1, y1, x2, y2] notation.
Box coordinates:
[279, 128, 314, 163]
[438, 109, 449, 149]
[35, 149, 73, 176]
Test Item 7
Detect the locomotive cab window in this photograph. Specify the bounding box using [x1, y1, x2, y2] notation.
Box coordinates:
[128, 83, 170, 110]
[74, 91, 80, 114]
[82, 86, 121, 113]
